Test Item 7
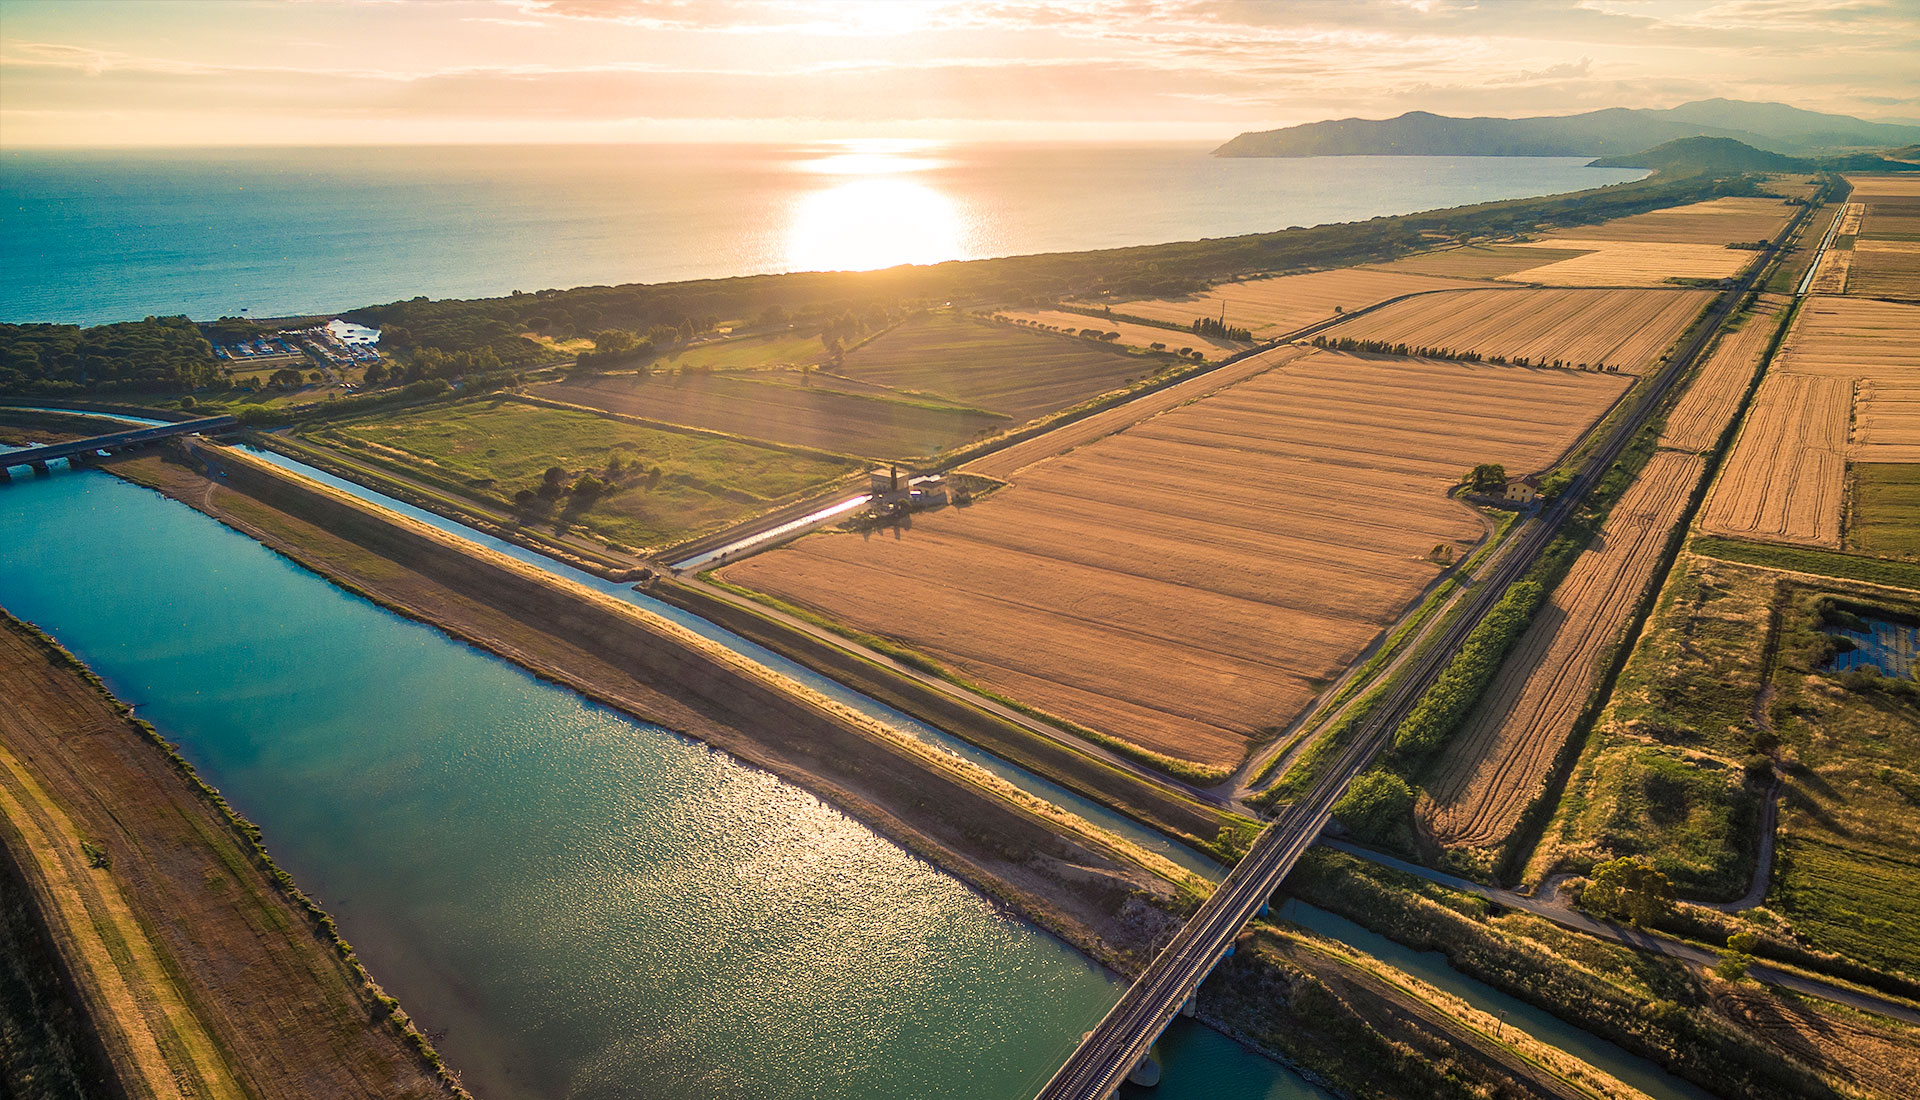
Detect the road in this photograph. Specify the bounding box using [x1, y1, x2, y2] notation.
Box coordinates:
[1036, 191, 1822, 1100]
[1321, 840, 1920, 1027]
[0, 415, 239, 470]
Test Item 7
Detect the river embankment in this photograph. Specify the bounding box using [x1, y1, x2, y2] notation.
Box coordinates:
[0, 608, 461, 1099]
[112, 440, 1197, 973]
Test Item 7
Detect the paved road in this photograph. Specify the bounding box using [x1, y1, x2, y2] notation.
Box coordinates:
[1036, 192, 1823, 1100]
[1321, 840, 1920, 1027]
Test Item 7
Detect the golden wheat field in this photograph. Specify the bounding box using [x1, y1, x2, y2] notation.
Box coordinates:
[1660, 295, 1790, 454]
[1836, 202, 1866, 235]
[722, 351, 1627, 770]
[995, 311, 1246, 359]
[1088, 268, 1495, 338]
[1846, 175, 1920, 199]
[1420, 449, 1707, 848]
[1319, 287, 1712, 373]
[1808, 246, 1853, 293]
[1541, 196, 1798, 244]
[1848, 244, 1920, 299]
[1495, 239, 1757, 286]
[1698, 372, 1850, 546]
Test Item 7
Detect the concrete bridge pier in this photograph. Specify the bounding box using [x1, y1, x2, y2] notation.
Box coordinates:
[29, 460, 50, 477]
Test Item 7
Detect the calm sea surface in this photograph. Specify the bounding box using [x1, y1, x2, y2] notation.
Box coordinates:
[0, 144, 1644, 325]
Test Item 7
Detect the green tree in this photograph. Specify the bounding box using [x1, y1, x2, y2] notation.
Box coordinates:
[1466, 463, 1507, 493]
[1582, 856, 1675, 926]
[1333, 769, 1414, 842]
[1715, 931, 1758, 981]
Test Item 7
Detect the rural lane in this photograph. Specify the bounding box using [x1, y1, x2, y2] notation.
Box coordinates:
[1320, 839, 1920, 1028]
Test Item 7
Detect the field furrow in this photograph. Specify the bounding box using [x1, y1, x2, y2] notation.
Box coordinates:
[1660, 294, 1788, 454]
[1420, 450, 1707, 848]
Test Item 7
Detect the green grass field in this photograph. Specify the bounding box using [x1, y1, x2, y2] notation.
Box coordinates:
[308, 397, 857, 550]
[657, 331, 829, 372]
[1850, 463, 1920, 559]
[1527, 553, 1770, 897]
[1691, 535, 1920, 591]
[1767, 584, 1920, 979]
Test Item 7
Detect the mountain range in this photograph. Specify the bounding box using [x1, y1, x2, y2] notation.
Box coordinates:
[1214, 99, 1920, 159]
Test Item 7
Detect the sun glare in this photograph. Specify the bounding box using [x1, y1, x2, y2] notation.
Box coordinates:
[786, 176, 964, 272]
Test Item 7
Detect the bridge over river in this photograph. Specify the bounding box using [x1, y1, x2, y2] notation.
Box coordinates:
[1036, 181, 1822, 1100]
[0, 415, 239, 477]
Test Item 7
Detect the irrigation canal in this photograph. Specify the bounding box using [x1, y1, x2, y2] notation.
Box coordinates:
[0, 435, 1713, 1099]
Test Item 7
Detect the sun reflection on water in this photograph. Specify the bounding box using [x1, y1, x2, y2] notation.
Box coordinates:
[786, 143, 965, 272]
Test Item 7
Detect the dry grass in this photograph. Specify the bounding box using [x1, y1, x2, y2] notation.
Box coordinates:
[723, 351, 1627, 770]
[1710, 983, 1920, 1099]
[835, 313, 1144, 422]
[1089, 268, 1496, 338]
[1660, 295, 1790, 454]
[994, 311, 1245, 359]
[1836, 203, 1867, 236]
[1808, 247, 1854, 294]
[1319, 287, 1713, 374]
[1420, 450, 1706, 848]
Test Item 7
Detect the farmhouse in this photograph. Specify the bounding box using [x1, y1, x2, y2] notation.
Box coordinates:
[1504, 475, 1540, 504]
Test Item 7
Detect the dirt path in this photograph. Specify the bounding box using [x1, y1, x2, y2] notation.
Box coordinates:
[1322, 839, 1920, 1027]
[0, 614, 456, 1100]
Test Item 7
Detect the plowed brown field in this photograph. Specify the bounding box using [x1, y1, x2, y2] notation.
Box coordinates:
[1089, 269, 1497, 338]
[1319, 287, 1713, 373]
[1420, 450, 1707, 848]
[1660, 295, 1789, 454]
[723, 351, 1628, 770]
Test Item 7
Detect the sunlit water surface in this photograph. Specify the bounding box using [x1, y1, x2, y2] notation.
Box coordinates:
[0, 465, 1334, 1099]
[1, 144, 1643, 324]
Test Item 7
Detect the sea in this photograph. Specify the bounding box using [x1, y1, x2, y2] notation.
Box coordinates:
[0, 143, 1646, 327]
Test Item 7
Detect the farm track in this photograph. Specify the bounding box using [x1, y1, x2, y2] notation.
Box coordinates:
[1420, 450, 1706, 847]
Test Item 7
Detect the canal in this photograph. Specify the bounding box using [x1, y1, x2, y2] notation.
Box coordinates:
[0, 458, 1324, 1098]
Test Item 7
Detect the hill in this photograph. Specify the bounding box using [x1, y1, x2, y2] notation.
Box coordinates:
[1215, 99, 1920, 159]
[1590, 136, 1920, 175]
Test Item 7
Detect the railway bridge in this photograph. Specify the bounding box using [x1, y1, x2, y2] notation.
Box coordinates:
[0, 416, 240, 479]
[1035, 180, 1825, 1100]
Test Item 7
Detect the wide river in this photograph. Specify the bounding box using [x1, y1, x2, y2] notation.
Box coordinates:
[0, 460, 1333, 1098]
[0, 144, 1644, 325]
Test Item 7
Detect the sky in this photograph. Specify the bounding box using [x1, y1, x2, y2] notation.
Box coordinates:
[1, 0, 1915, 146]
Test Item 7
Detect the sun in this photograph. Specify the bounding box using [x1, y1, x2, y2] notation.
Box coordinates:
[785, 176, 964, 272]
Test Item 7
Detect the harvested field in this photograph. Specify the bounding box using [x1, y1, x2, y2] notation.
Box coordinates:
[1090, 269, 1496, 339]
[1319, 287, 1713, 374]
[1710, 984, 1920, 1100]
[1836, 203, 1866, 236]
[1847, 175, 1920, 199]
[1359, 244, 1592, 280]
[1542, 197, 1797, 245]
[726, 351, 1628, 770]
[1848, 243, 1920, 299]
[1698, 373, 1849, 547]
[1701, 296, 1920, 548]
[1420, 450, 1707, 849]
[1497, 239, 1755, 286]
[1808, 247, 1853, 294]
[964, 346, 1308, 482]
[835, 313, 1144, 422]
[531, 371, 1006, 458]
[996, 311, 1245, 359]
[1660, 295, 1789, 454]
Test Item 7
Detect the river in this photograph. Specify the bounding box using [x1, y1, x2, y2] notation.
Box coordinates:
[0, 457, 1334, 1099]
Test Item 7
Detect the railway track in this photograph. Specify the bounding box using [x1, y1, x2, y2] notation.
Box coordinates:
[1036, 185, 1823, 1100]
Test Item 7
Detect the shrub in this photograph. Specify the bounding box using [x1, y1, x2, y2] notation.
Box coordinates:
[1333, 769, 1414, 842]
